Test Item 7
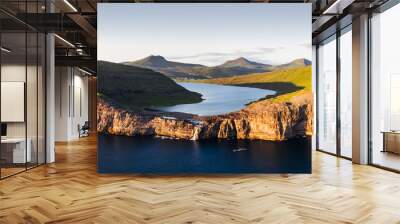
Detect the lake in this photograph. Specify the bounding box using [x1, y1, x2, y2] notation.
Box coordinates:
[98, 134, 311, 174]
[153, 82, 276, 116]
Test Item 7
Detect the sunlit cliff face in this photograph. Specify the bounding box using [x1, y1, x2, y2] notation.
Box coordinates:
[97, 93, 313, 141]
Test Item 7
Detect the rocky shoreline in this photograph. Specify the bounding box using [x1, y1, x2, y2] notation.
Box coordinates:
[97, 92, 313, 141]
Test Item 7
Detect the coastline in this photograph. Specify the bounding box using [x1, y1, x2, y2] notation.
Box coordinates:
[97, 90, 312, 141]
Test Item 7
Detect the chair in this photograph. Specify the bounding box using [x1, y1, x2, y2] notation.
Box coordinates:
[79, 121, 90, 138]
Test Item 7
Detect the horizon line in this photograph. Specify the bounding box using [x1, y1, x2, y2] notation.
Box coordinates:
[99, 55, 312, 67]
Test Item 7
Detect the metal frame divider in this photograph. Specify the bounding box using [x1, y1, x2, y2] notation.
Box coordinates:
[25, 1, 28, 171]
[367, 10, 373, 166]
[315, 44, 320, 151]
[336, 28, 341, 157]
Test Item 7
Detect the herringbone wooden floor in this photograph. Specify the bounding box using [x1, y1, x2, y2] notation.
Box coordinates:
[1, 135, 400, 224]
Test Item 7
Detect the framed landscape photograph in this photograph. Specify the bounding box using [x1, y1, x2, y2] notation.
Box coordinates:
[97, 3, 312, 173]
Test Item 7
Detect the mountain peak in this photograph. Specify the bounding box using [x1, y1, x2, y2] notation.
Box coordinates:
[273, 58, 311, 70]
[132, 55, 169, 67]
[145, 55, 167, 61]
[221, 57, 252, 66]
[237, 57, 248, 60]
[289, 58, 311, 66]
[220, 57, 270, 70]
[227, 57, 250, 63]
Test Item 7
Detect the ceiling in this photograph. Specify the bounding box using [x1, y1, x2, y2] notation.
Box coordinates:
[0, 0, 390, 75]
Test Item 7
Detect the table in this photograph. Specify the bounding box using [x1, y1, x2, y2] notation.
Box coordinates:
[1, 138, 31, 163]
[381, 131, 400, 154]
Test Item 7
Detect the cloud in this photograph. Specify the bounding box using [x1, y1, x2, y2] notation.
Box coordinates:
[257, 47, 284, 52]
[298, 43, 312, 49]
[168, 47, 285, 66]
[170, 52, 228, 60]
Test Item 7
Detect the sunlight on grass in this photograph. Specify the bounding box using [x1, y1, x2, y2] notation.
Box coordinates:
[182, 66, 312, 102]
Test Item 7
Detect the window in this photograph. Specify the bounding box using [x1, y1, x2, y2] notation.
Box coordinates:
[370, 3, 400, 171]
[317, 36, 337, 154]
[339, 27, 352, 158]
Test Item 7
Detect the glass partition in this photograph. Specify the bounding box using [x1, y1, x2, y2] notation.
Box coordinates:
[317, 36, 337, 154]
[1, 31, 28, 177]
[0, 3, 46, 179]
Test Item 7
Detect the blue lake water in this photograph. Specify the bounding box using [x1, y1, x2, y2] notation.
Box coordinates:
[153, 82, 276, 116]
[98, 134, 311, 174]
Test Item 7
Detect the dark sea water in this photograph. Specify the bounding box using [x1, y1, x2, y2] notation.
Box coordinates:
[152, 82, 276, 116]
[98, 134, 311, 174]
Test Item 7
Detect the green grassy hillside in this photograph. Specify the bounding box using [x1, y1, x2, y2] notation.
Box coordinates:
[98, 61, 202, 111]
[191, 66, 312, 102]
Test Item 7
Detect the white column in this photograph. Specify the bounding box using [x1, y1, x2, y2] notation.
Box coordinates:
[46, 32, 55, 163]
[352, 14, 369, 164]
[55, 67, 73, 141]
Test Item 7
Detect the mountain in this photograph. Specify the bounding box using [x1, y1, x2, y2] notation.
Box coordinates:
[125, 56, 311, 80]
[98, 60, 202, 110]
[124, 55, 206, 80]
[129, 55, 204, 70]
[131, 55, 171, 67]
[125, 56, 273, 79]
[219, 57, 271, 70]
[273, 58, 311, 70]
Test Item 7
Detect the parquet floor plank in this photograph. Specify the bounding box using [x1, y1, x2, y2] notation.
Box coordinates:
[0, 135, 399, 223]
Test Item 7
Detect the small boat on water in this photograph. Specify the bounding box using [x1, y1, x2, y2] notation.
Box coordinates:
[233, 148, 248, 152]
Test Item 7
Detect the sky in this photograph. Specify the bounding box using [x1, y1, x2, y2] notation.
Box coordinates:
[98, 4, 311, 66]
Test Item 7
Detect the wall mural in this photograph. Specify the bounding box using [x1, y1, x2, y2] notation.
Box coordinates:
[97, 3, 313, 173]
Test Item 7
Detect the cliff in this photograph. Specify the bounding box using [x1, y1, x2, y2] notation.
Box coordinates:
[97, 92, 313, 141]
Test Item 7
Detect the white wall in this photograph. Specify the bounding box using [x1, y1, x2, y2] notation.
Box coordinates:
[55, 66, 70, 141]
[1, 65, 26, 140]
[55, 67, 89, 141]
[0, 65, 35, 138]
